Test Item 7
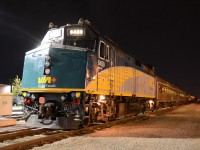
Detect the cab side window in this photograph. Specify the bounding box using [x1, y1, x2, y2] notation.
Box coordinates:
[100, 42, 106, 59]
[99, 41, 109, 61]
[105, 46, 109, 60]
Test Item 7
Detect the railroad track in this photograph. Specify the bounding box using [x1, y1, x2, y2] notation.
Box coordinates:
[0, 127, 37, 135]
[0, 128, 54, 142]
[0, 106, 177, 150]
[0, 115, 149, 150]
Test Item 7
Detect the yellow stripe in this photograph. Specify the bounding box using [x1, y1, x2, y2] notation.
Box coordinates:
[136, 94, 155, 98]
[22, 88, 155, 98]
[86, 90, 110, 95]
[22, 88, 85, 93]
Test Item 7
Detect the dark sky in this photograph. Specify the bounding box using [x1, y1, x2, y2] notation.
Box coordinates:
[0, 0, 199, 97]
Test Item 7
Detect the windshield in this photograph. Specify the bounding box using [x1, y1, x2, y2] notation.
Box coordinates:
[64, 39, 96, 50]
[41, 26, 96, 50]
[41, 28, 64, 45]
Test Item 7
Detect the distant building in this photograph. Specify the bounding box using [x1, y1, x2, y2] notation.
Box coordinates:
[0, 84, 11, 94]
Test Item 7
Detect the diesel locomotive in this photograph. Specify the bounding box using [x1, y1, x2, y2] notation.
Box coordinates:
[21, 18, 194, 129]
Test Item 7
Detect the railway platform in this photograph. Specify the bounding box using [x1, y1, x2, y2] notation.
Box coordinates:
[0, 120, 29, 133]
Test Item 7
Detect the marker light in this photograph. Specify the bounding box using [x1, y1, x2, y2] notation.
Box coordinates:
[39, 97, 45, 104]
[71, 92, 75, 98]
[23, 92, 27, 97]
[27, 93, 31, 97]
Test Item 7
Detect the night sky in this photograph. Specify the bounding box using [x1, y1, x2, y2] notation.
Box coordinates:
[0, 0, 199, 97]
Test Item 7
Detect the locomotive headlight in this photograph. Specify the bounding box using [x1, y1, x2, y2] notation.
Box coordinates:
[148, 100, 154, 107]
[44, 68, 51, 75]
[149, 100, 154, 104]
[44, 55, 51, 75]
[99, 95, 105, 101]
[45, 61, 50, 68]
[67, 28, 85, 36]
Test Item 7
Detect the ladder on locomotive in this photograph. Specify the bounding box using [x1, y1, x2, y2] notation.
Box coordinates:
[109, 47, 115, 98]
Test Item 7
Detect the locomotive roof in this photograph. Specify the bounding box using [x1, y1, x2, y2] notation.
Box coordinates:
[50, 21, 155, 74]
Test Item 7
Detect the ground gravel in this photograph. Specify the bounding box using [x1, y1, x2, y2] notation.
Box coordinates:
[32, 137, 200, 150]
[32, 103, 200, 150]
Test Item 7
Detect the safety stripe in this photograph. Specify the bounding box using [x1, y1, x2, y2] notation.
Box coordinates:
[22, 88, 85, 93]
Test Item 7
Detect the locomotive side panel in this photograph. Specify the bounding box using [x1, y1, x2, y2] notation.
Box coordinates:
[85, 66, 136, 96]
[135, 70, 156, 98]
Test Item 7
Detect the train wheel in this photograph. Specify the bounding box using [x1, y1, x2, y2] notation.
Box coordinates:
[83, 104, 90, 127]
[110, 102, 117, 120]
[82, 117, 90, 127]
[132, 103, 141, 115]
[102, 103, 110, 122]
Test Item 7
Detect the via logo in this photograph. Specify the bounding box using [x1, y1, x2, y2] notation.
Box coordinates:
[38, 77, 57, 84]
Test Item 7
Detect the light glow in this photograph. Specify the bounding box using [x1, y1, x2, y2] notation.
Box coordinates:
[149, 100, 154, 104]
[49, 29, 62, 38]
[68, 28, 85, 36]
[39, 97, 45, 104]
[60, 95, 66, 101]
[31, 94, 36, 100]
[99, 95, 105, 101]
[45, 55, 51, 61]
[45, 61, 50, 67]
[44, 68, 51, 75]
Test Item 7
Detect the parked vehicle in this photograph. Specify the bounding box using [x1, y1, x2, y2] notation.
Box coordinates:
[13, 98, 23, 106]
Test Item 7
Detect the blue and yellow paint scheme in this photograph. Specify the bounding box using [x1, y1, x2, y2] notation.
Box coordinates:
[21, 19, 157, 129]
[86, 66, 155, 98]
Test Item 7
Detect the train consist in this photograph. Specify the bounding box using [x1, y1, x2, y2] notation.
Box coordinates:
[21, 19, 195, 129]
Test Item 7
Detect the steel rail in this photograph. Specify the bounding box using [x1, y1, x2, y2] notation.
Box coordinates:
[0, 115, 147, 150]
